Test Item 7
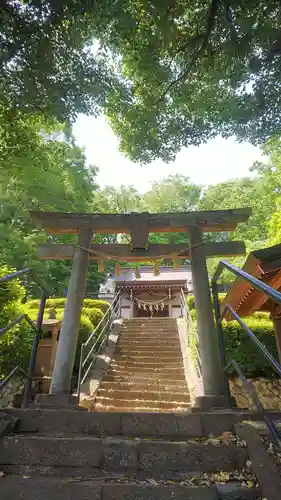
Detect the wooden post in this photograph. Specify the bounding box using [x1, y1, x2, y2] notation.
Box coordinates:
[189, 226, 225, 405]
[49, 229, 93, 395]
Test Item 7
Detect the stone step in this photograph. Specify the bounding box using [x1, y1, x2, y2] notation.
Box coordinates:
[115, 345, 181, 353]
[96, 389, 190, 403]
[5, 407, 275, 438]
[0, 435, 248, 477]
[114, 354, 183, 361]
[99, 381, 189, 392]
[109, 361, 183, 373]
[105, 370, 186, 379]
[120, 328, 178, 334]
[118, 335, 179, 341]
[123, 319, 177, 323]
[0, 476, 262, 500]
[117, 341, 180, 348]
[111, 359, 184, 367]
[94, 404, 189, 413]
[94, 397, 191, 411]
[3, 408, 206, 437]
[103, 374, 187, 384]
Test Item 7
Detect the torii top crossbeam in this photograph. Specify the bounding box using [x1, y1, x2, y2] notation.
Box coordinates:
[31, 208, 251, 234]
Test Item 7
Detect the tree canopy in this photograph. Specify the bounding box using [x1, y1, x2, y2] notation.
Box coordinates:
[0, 0, 126, 123]
[2, 1, 281, 163]
[95, 0, 281, 162]
[2, 1, 281, 289]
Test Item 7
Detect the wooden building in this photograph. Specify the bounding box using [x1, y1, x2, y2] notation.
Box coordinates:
[99, 265, 193, 318]
[222, 243, 281, 362]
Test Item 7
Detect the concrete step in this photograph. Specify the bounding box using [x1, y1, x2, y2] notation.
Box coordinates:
[96, 389, 190, 403]
[5, 407, 278, 438]
[123, 319, 177, 323]
[114, 354, 183, 362]
[115, 345, 181, 353]
[117, 341, 180, 348]
[105, 369, 186, 379]
[111, 359, 184, 367]
[99, 381, 189, 392]
[94, 397, 191, 411]
[0, 435, 248, 477]
[119, 328, 178, 332]
[2, 408, 205, 437]
[109, 363, 184, 371]
[103, 374, 187, 384]
[0, 476, 262, 500]
[118, 335, 179, 342]
[94, 404, 190, 413]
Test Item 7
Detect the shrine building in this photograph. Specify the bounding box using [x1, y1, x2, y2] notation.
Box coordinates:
[99, 265, 193, 318]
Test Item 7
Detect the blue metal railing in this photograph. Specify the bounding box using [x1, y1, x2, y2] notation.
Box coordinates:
[212, 259, 281, 447]
[0, 268, 48, 408]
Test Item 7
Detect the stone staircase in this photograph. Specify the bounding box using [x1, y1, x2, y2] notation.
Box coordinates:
[1, 408, 279, 499]
[93, 318, 190, 412]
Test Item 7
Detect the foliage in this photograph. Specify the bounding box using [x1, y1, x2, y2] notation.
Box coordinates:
[0, 266, 33, 378]
[187, 294, 277, 377]
[199, 177, 274, 243]
[93, 185, 142, 214]
[92, 0, 281, 162]
[222, 317, 277, 377]
[82, 299, 110, 313]
[260, 137, 281, 245]
[187, 293, 226, 312]
[81, 307, 104, 326]
[26, 298, 110, 314]
[142, 175, 201, 213]
[0, 111, 108, 295]
[0, 1, 125, 123]
[0, 265, 26, 307]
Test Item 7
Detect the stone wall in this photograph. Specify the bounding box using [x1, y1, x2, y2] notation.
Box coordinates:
[0, 377, 24, 409]
[229, 377, 281, 410]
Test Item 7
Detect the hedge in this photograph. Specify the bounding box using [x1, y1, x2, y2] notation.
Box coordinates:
[187, 294, 276, 377]
[82, 299, 110, 313]
[187, 293, 226, 312]
[82, 307, 104, 326]
[0, 266, 33, 378]
[26, 297, 110, 313]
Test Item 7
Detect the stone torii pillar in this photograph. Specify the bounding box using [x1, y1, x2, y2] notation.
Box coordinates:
[37, 229, 93, 407]
[189, 226, 226, 408]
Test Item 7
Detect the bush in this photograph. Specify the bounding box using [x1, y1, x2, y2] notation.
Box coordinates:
[46, 298, 66, 308]
[82, 299, 110, 313]
[189, 312, 277, 377]
[187, 294, 277, 377]
[82, 307, 104, 326]
[0, 266, 33, 378]
[0, 265, 26, 308]
[25, 297, 110, 313]
[187, 293, 226, 312]
[223, 317, 277, 377]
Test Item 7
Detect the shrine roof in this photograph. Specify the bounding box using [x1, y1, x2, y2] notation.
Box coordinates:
[114, 265, 192, 286]
[223, 243, 281, 320]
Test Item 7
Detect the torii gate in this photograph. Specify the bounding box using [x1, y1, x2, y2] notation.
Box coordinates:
[31, 208, 251, 409]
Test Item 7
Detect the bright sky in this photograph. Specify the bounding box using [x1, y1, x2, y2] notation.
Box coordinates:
[73, 114, 265, 192]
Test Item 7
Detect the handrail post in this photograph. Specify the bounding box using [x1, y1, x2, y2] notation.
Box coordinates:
[212, 280, 232, 405]
[22, 291, 47, 408]
[77, 343, 84, 403]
